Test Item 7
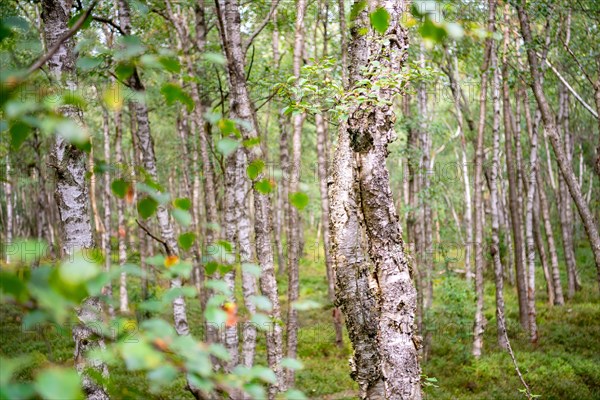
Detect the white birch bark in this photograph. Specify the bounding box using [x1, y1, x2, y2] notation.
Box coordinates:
[41, 1, 109, 398]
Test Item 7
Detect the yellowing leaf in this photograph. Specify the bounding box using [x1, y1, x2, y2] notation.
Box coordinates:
[165, 255, 179, 268]
[103, 83, 124, 111]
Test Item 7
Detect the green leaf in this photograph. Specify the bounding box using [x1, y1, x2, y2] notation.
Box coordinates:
[251, 313, 272, 329]
[115, 63, 134, 81]
[160, 83, 194, 110]
[216, 137, 239, 157]
[173, 197, 191, 210]
[111, 179, 128, 198]
[205, 307, 227, 326]
[284, 389, 308, 400]
[281, 358, 304, 370]
[242, 263, 261, 278]
[242, 137, 261, 148]
[178, 232, 196, 251]
[370, 7, 390, 34]
[205, 261, 219, 275]
[56, 120, 89, 147]
[289, 192, 309, 210]
[419, 18, 447, 43]
[77, 56, 102, 70]
[10, 121, 30, 150]
[0, 272, 28, 302]
[217, 118, 239, 135]
[250, 366, 277, 384]
[203, 52, 227, 65]
[246, 159, 265, 180]
[172, 209, 192, 227]
[137, 196, 158, 219]
[59, 254, 100, 285]
[249, 295, 272, 311]
[292, 299, 321, 311]
[159, 56, 181, 73]
[35, 368, 83, 400]
[254, 179, 274, 194]
[350, 0, 367, 21]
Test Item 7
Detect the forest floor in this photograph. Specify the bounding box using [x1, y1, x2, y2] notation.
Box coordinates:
[1, 234, 599, 399]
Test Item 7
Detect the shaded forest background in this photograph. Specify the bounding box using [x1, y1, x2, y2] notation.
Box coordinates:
[1, 0, 599, 399]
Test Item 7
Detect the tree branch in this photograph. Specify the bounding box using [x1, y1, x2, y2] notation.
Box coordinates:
[243, 0, 280, 56]
[541, 54, 599, 119]
[92, 16, 126, 36]
[136, 219, 172, 256]
[26, 0, 99, 77]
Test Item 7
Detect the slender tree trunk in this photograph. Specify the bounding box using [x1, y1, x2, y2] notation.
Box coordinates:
[286, 0, 307, 386]
[502, 9, 529, 329]
[538, 166, 565, 305]
[557, 87, 580, 298]
[522, 88, 539, 343]
[473, 0, 496, 358]
[5, 156, 12, 263]
[223, 148, 240, 372]
[101, 108, 115, 316]
[216, 0, 284, 394]
[517, 1, 600, 291]
[444, 48, 473, 283]
[346, 2, 421, 398]
[41, 1, 109, 398]
[118, 0, 191, 346]
[418, 47, 433, 313]
[271, 10, 288, 277]
[113, 110, 129, 314]
[314, 4, 343, 348]
[489, 38, 508, 350]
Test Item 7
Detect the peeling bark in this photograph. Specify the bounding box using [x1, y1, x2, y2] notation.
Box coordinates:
[345, 1, 421, 398]
[41, 1, 109, 398]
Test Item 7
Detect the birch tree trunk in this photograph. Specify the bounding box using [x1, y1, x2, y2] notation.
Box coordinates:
[502, 9, 529, 329]
[101, 108, 115, 316]
[216, 0, 284, 394]
[5, 156, 12, 263]
[472, 0, 496, 358]
[41, 1, 109, 398]
[517, 1, 600, 292]
[346, 2, 421, 397]
[557, 88, 580, 298]
[537, 166, 565, 305]
[112, 109, 129, 314]
[118, 0, 190, 340]
[286, 0, 307, 386]
[522, 87, 539, 343]
[489, 38, 508, 350]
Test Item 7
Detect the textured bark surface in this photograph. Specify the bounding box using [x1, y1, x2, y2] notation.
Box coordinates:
[329, 2, 384, 396]
[113, 110, 129, 314]
[522, 90, 539, 343]
[538, 167, 565, 305]
[472, 0, 495, 358]
[502, 13, 529, 329]
[5, 157, 12, 263]
[101, 109, 115, 316]
[557, 89, 580, 298]
[41, 1, 109, 398]
[489, 40, 508, 350]
[517, 1, 600, 292]
[223, 149, 240, 372]
[346, 1, 421, 398]
[217, 0, 284, 394]
[286, 0, 307, 386]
